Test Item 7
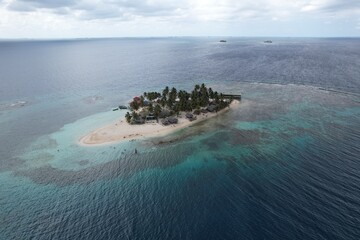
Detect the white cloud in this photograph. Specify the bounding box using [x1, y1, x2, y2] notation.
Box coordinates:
[0, 0, 359, 37]
[301, 0, 360, 12]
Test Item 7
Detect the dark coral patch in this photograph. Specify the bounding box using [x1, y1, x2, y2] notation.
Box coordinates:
[228, 129, 266, 146]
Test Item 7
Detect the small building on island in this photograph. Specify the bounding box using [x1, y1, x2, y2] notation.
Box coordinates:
[161, 117, 178, 125]
[207, 105, 217, 112]
[145, 113, 156, 123]
[131, 117, 145, 125]
[186, 113, 197, 121]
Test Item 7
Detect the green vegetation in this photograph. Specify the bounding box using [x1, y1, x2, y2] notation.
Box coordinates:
[125, 112, 131, 123]
[125, 83, 234, 124]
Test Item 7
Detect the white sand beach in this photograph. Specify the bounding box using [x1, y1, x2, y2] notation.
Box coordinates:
[79, 100, 240, 146]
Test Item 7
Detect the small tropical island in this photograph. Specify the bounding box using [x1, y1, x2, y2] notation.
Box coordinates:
[79, 84, 241, 145]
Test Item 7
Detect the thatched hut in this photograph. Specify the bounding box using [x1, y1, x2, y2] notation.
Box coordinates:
[161, 117, 178, 125]
[207, 105, 217, 112]
[131, 118, 145, 124]
[185, 113, 196, 121]
[161, 119, 170, 125]
[167, 117, 178, 124]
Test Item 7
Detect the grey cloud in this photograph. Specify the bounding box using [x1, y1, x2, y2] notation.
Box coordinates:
[304, 0, 360, 13]
[7, 0, 187, 20]
[103, 0, 185, 18]
[8, 0, 77, 12]
[53, 7, 71, 16]
[322, 0, 360, 12]
[8, 0, 359, 22]
[77, 8, 125, 20]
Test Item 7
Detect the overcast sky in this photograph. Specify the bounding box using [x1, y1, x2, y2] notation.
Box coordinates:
[0, 0, 359, 38]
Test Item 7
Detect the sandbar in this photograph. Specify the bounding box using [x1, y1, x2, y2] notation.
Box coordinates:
[79, 100, 240, 146]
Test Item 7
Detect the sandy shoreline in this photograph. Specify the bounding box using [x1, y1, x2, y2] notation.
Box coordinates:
[78, 100, 240, 146]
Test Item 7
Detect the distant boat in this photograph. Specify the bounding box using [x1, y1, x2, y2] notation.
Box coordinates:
[264, 40, 272, 43]
[112, 107, 119, 111]
[119, 105, 128, 109]
[219, 40, 227, 43]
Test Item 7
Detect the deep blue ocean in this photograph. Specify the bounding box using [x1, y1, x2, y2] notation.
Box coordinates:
[0, 38, 359, 240]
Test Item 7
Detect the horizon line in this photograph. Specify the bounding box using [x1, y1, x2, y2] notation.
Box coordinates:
[1, 36, 360, 41]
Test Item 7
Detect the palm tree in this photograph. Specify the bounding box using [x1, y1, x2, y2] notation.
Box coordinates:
[162, 86, 169, 100]
[148, 103, 154, 113]
[140, 95, 144, 106]
[200, 83, 206, 92]
[208, 88, 214, 99]
[214, 91, 220, 104]
[173, 103, 180, 116]
[167, 87, 177, 108]
[160, 96, 166, 107]
[132, 111, 139, 119]
[200, 84, 209, 107]
[130, 100, 139, 110]
[125, 112, 131, 123]
[194, 84, 200, 92]
[154, 104, 162, 118]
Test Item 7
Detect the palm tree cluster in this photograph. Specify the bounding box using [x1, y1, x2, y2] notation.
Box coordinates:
[126, 83, 231, 124]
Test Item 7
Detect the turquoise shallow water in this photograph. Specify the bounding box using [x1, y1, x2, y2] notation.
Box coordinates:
[19, 109, 130, 171]
[1, 38, 360, 239]
[2, 83, 360, 240]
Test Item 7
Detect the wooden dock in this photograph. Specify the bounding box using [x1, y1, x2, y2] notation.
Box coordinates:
[223, 94, 241, 100]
